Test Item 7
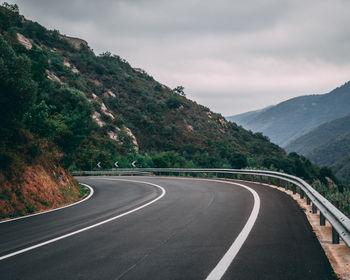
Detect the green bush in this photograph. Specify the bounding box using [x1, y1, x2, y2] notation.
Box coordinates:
[0, 153, 13, 170]
[166, 94, 182, 109]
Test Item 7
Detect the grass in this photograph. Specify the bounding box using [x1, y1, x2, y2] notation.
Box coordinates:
[77, 183, 90, 198]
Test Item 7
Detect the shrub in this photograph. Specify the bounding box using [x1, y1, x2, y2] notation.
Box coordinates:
[166, 94, 182, 109]
[0, 153, 13, 170]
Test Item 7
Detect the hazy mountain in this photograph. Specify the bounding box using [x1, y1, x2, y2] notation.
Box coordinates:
[228, 82, 350, 147]
[308, 133, 350, 185]
[226, 106, 273, 125]
[286, 114, 350, 156]
[307, 133, 350, 166]
[285, 112, 350, 185]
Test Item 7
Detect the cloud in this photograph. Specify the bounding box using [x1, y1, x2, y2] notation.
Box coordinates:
[10, 0, 350, 115]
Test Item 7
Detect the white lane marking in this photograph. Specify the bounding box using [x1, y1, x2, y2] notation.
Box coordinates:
[0, 179, 166, 261]
[0, 184, 94, 224]
[204, 179, 260, 280]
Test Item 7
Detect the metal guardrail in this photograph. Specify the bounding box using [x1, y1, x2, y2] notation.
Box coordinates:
[73, 168, 350, 248]
[72, 170, 152, 176]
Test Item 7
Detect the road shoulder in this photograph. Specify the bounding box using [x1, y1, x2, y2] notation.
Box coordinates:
[249, 180, 350, 280]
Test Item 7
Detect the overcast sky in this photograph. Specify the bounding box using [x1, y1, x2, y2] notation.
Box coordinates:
[9, 0, 350, 115]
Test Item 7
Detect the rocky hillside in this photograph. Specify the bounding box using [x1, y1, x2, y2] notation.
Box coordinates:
[0, 4, 344, 217]
[0, 4, 288, 170]
[227, 82, 350, 147]
[0, 164, 88, 220]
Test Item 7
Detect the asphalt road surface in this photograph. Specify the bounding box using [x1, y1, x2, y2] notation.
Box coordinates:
[0, 176, 336, 280]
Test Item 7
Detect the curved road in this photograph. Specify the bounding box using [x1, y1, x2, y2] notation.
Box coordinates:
[0, 176, 335, 280]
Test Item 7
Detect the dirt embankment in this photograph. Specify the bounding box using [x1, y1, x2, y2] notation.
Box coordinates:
[0, 165, 87, 220]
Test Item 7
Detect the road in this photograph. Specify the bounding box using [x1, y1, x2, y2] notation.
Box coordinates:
[0, 176, 336, 279]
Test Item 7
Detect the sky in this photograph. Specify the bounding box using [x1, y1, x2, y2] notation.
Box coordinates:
[8, 0, 350, 115]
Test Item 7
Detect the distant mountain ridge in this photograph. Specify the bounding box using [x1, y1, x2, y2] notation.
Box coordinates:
[307, 133, 350, 166]
[228, 82, 350, 185]
[227, 82, 350, 147]
[285, 113, 350, 156]
[285, 114, 350, 185]
[227, 106, 273, 126]
[308, 133, 350, 186]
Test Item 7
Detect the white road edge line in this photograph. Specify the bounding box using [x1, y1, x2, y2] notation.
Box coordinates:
[0, 179, 166, 261]
[117, 176, 260, 279]
[0, 184, 94, 224]
[204, 179, 261, 280]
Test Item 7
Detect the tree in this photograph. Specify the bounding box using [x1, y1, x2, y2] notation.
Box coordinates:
[2, 2, 19, 13]
[173, 85, 185, 97]
[229, 152, 248, 168]
[100, 51, 111, 57]
[0, 34, 37, 141]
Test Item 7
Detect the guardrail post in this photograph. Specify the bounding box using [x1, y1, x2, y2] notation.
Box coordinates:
[300, 191, 304, 199]
[312, 203, 317, 214]
[292, 185, 296, 194]
[306, 197, 311, 205]
[332, 227, 340, 244]
[320, 212, 325, 226]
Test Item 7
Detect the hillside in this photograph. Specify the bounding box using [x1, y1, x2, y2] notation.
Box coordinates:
[286, 114, 350, 156]
[332, 156, 350, 187]
[305, 133, 350, 186]
[227, 82, 350, 147]
[285, 111, 350, 185]
[307, 133, 350, 166]
[0, 4, 346, 218]
[0, 4, 287, 170]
